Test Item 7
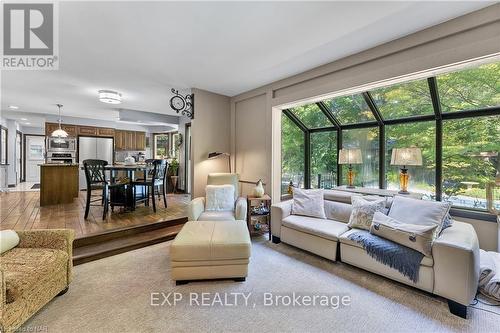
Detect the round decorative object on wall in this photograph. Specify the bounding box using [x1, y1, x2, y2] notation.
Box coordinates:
[169, 89, 194, 119]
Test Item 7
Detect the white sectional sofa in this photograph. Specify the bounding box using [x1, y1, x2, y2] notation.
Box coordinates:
[271, 190, 479, 318]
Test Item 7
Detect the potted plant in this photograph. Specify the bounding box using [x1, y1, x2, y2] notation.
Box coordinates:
[169, 158, 179, 193]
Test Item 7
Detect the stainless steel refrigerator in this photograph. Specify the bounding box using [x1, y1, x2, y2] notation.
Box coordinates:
[79, 137, 114, 190]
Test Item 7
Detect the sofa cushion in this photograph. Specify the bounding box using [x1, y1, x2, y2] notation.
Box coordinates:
[198, 210, 236, 221]
[291, 188, 326, 219]
[339, 229, 434, 267]
[370, 212, 437, 256]
[323, 190, 358, 204]
[388, 196, 450, 235]
[205, 184, 235, 211]
[347, 196, 386, 230]
[282, 215, 349, 242]
[0, 230, 19, 254]
[1, 248, 69, 303]
[324, 200, 353, 223]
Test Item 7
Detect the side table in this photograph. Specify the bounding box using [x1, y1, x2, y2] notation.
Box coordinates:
[246, 194, 272, 240]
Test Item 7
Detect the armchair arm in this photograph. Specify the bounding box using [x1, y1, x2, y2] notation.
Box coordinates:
[271, 200, 293, 238]
[188, 197, 205, 221]
[235, 197, 247, 221]
[432, 221, 480, 306]
[16, 229, 75, 284]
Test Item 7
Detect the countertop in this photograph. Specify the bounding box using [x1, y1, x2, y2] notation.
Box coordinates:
[38, 163, 80, 167]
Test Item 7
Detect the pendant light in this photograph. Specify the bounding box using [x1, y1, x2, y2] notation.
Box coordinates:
[51, 104, 69, 138]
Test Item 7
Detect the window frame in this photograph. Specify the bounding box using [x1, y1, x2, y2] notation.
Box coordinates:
[282, 68, 500, 221]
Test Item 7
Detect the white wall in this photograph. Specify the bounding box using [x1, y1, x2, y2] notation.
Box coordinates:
[191, 88, 230, 198]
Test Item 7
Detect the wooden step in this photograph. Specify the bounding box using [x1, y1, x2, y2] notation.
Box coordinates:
[73, 218, 187, 265]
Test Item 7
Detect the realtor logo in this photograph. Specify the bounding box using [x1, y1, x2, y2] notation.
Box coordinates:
[1, 2, 58, 69]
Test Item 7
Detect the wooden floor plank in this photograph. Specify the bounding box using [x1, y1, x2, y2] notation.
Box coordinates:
[0, 191, 190, 237]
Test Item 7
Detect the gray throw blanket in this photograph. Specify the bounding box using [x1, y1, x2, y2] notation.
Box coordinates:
[347, 231, 424, 283]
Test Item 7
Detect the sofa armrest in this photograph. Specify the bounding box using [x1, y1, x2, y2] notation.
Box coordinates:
[188, 197, 205, 221]
[16, 229, 75, 284]
[235, 197, 247, 221]
[271, 200, 293, 238]
[432, 221, 480, 306]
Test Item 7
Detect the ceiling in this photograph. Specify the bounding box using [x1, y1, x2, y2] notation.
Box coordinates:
[0, 1, 493, 127]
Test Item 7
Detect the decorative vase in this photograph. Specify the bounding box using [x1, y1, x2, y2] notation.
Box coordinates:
[171, 176, 178, 194]
[253, 179, 265, 197]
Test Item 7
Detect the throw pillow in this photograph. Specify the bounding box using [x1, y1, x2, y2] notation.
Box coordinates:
[370, 212, 437, 256]
[388, 195, 451, 235]
[205, 185, 235, 211]
[0, 230, 20, 254]
[291, 188, 326, 219]
[347, 196, 386, 230]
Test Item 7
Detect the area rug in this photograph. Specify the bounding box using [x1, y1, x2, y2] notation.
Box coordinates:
[22, 238, 499, 333]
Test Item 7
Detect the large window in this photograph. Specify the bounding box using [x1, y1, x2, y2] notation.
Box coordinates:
[442, 116, 499, 210]
[342, 128, 379, 188]
[311, 131, 337, 189]
[280, 61, 499, 214]
[386, 122, 436, 199]
[370, 79, 434, 119]
[281, 113, 305, 195]
[153, 133, 170, 159]
[438, 62, 500, 113]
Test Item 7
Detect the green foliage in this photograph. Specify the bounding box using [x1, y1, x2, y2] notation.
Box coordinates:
[438, 63, 500, 112]
[290, 103, 331, 128]
[324, 94, 375, 124]
[371, 79, 434, 119]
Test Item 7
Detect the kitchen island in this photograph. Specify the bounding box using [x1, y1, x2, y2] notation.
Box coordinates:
[39, 164, 79, 206]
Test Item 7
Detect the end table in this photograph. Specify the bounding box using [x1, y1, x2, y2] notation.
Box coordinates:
[246, 194, 272, 240]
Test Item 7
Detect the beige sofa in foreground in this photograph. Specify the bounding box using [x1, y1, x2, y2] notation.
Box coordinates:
[0, 229, 75, 332]
[271, 190, 479, 319]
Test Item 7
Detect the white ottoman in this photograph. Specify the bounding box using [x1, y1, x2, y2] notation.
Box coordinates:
[170, 220, 251, 284]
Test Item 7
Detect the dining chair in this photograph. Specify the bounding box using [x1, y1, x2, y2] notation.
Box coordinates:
[83, 159, 125, 220]
[132, 159, 169, 212]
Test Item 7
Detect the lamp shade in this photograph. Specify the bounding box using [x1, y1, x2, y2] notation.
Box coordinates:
[390, 147, 423, 166]
[338, 148, 362, 165]
[207, 152, 230, 159]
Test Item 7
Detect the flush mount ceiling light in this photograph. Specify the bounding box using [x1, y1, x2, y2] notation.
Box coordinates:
[99, 90, 122, 104]
[51, 104, 69, 138]
[8, 105, 19, 109]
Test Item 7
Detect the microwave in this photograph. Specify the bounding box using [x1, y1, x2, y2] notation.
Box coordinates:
[47, 137, 77, 152]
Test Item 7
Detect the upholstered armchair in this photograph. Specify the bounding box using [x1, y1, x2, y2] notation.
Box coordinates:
[188, 173, 247, 221]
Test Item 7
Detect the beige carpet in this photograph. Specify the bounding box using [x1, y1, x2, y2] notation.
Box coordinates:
[22, 238, 499, 333]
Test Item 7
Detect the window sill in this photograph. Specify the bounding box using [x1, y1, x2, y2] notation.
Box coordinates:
[449, 208, 498, 223]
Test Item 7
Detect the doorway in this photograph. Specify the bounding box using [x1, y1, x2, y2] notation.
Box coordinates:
[25, 135, 45, 183]
[16, 131, 23, 183]
[184, 123, 191, 194]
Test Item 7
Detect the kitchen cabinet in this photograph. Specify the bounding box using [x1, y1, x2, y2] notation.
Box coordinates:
[45, 123, 77, 137]
[78, 126, 97, 136]
[97, 127, 115, 137]
[135, 132, 145, 150]
[114, 130, 146, 151]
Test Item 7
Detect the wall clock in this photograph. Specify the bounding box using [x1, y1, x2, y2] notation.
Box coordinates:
[170, 89, 194, 119]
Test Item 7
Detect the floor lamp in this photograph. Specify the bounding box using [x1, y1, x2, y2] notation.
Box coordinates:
[207, 152, 231, 173]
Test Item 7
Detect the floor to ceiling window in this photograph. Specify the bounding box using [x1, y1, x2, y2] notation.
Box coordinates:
[342, 128, 379, 188]
[280, 60, 499, 214]
[311, 131, 337, 189]
[281, 113, 305, 195]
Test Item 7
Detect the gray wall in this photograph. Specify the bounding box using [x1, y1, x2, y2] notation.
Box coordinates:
[191, 88, 231, 198]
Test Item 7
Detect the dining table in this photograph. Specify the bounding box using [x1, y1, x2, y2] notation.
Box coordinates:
[105, 163, 154, 211]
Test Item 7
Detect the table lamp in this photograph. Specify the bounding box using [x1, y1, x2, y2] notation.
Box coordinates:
[207, 152, 231, 172]
[338, 148, 362, 188]
[390, 147, 422, 194]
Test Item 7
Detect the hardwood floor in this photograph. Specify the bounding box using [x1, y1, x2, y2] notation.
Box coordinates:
[0, 190, 190, 238]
